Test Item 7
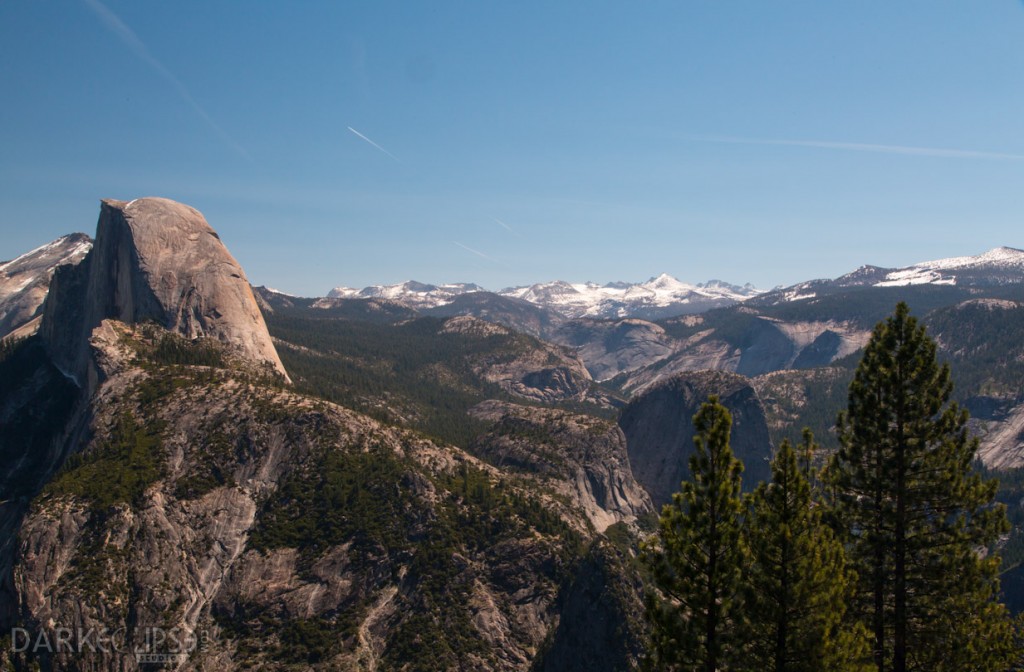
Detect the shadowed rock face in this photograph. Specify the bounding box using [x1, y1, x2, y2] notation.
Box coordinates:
[0, 233, 92, 341]
[619, 370, 773, 507]
[40, 198, 288, 387]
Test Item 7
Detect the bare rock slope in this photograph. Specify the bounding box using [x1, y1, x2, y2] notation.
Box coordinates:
[619, 370, 774, 507]
[470, 400, 653, 532]
[40, 197, 287, 387]
[0, 233, 91, 340]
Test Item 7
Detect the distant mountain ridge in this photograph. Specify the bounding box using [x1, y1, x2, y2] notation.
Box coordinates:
[759, 246, 1024, 304]
[326, 246, 1024, 319]
[330, 274, 763, 320]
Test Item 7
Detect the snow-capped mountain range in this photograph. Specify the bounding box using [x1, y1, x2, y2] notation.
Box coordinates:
[328, 247, 1024, 318]
[4, 235, 1024, 343]
[330, 275, 763, 320]
[761, 246, 1024, 303]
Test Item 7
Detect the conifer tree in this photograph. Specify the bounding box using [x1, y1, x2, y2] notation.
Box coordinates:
[643, 396, 747, 672]
[744, 430, 871, 672]
[829, 302, 1017, 672]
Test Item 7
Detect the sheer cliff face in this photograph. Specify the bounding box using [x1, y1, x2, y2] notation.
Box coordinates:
[40, 198, 288, 387]
[619, 370, 774, 507]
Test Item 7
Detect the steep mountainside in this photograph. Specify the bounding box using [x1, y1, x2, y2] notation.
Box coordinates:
[1, 198, 653, 671]
[923, 299, 1024, 469]
[618, 370, 774, 507]
[0, 233, 91, 340]
[40, 198, 288, 388]
[7, 323, 639, 670]
[606, 310, 870, 395]
[469, 400, 653, 532]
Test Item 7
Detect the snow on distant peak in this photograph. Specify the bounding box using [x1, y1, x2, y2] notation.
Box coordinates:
[328, 280, 483, 309]
[875, 246, 1024, 287]
[327, 274, 763, 319]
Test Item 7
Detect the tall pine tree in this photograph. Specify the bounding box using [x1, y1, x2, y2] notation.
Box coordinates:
[643, 396, 747, 672]
[744, 430, 871, 672]
[829, 301, 1017, 672]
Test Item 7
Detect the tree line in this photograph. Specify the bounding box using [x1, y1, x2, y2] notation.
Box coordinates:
[644, 302, 1021, 671]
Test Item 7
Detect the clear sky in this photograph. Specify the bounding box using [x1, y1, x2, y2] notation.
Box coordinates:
[2, 1, 1023, 296]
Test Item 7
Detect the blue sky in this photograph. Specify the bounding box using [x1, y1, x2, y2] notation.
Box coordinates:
[2, 1, 1023, 295]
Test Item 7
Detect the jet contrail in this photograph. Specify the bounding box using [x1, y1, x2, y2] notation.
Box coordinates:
[692, 135, 1024, 161]
[453, 241, 504, 265]
[492, 217, 517, 235]
[347, 126, 400, 162]
[82, 0, 250, 160]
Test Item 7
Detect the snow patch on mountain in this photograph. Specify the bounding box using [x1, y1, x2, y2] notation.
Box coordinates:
[0, 233, 93, 339]
[328, 281, 485, 310]
[501, 274, 763, 319]
[875, 246, 1024, 287]
[327, 274, 763, 319]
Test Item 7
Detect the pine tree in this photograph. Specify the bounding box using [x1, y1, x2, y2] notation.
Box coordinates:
[744, 430, 871, 672]
[829, 302, 1017, 672]
[642, 396, 747, 672]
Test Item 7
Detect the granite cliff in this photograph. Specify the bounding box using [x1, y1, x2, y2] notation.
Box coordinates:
[619, 370, 774, 507]
[39, 198, 288, 389]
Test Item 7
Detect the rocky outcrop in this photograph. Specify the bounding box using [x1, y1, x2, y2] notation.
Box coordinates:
[470, 401, 653, 531]
[0, 233, 91, 340]
[445, 316, 597, 404]
[6, 323, 593, 670]
[552, 318, 675, 382]
[39, 198, 287, 389]
[611, 317, 870, 395]
[619, 370, 773, 507]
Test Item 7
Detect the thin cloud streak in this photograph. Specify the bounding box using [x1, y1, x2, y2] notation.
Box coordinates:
[82, 0, 250, 160]
[492, 217, 517, 235]
[693, 135, 1024, 161]
[347, 127, 400, 162]
[453, 241, 505, 266]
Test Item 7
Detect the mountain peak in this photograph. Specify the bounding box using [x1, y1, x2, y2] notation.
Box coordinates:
[40, 197, 288, 386]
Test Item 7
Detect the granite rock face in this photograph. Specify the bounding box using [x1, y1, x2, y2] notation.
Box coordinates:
[619, 370, 774, 507]
[470, 400, 653, 532]
[551, 317, 676, 382]
[0, 233, 92, 341]
[40, 198, 288, 387]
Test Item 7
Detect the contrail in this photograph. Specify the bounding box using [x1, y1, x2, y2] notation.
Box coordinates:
[692, 135, 1024, 161]
[347, 127, 400, 162]
[453, 241, 504, 265]
[492, 217, 517, 235]
[82, 0, 250, 160]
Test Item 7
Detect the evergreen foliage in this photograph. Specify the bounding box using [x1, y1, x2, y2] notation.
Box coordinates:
[829, 302, 1018, 672]
[744, 430, 871, 671]
[47, 412, 165, 509]
[642, 396, 747, 672]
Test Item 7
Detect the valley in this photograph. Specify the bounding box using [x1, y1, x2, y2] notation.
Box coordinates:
[3, 200, 1024, 670]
